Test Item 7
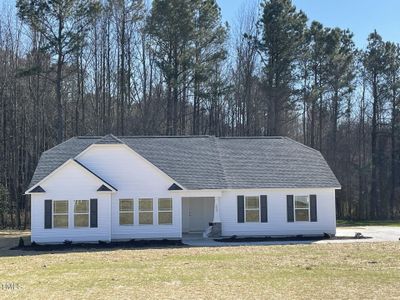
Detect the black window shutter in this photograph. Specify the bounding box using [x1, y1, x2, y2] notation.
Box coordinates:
[287, 195, 294, 222]
[90, 198, 98, 228]
[310, 194, 317, 222]
[44, 199, 52, 229]
[260, 195, 268, 222]
[237, 195, 244, 223]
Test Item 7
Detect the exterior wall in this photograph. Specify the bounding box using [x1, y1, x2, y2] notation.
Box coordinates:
[77, 144, 173, 194]
[30, 143, 337, 242]
[110, 195, 181, 240]
[218, 188, 336, 237]
[78, 144, 181, 239]
[30, 161, 112, 243]
[31, 145, 182, 243]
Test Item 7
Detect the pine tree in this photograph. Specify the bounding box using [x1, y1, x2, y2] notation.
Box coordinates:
[191, 0, 228, 135]
[257, 0, 307, 136]
[325, 27, 355, 166]
[363, 31, 387, 219]
[384, 41, 400, 218]
[147, 0, 194, 135]
[17, 0, 100, 142]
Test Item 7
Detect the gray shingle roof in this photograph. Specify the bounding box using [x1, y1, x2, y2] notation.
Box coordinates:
[28, 137, 95, 190]
[28, 135, 340, 190]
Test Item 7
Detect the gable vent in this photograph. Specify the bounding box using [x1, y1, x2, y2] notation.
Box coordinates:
[30, 186, 45, 193]
[97, 184, 112, 192]
[168, 183, 183, 191]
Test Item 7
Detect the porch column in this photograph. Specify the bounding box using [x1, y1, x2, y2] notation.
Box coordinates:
[208, 196, 222, 238]
[213, 196, 221, 223]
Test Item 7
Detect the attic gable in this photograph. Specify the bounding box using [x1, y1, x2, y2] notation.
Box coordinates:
[25, 158, 117, 194]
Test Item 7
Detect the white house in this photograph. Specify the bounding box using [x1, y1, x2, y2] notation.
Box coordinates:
[25, 134, 340, 244]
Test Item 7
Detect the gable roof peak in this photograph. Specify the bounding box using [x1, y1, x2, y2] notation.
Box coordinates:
[95, 134, 124, 145]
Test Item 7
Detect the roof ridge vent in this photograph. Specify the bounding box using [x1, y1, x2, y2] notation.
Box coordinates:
[219, 136, 283, 139]
[95, 134, 124, 144]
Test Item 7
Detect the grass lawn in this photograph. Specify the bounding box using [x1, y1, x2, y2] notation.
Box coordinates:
[337, 219, 400, 227]
[0, 233, 400, 299]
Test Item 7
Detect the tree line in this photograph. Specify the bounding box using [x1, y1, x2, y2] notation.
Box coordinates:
[0, 0, 398, 228]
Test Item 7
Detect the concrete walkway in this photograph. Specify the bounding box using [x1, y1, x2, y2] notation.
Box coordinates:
[182, 226, 400, 247]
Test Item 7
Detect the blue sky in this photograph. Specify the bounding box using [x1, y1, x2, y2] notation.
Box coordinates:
[2, 0, 399, 48]
[217, 0, 400, 48]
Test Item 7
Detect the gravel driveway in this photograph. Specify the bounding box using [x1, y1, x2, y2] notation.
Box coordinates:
[183, 226, 400, 247]
[332, 226, 400, 243]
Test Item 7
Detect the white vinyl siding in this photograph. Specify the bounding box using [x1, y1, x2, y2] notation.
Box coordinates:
[78, 145, 182, 240]
[30, 160, 113, 243]
[219, 188, 336, 237]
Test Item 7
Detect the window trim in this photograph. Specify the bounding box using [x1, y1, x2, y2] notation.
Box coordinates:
[158, 198, 173, 225]
[244, 196, 260, 223]
[53, 200, 69, 228]
[138, 198, 154, 225]
[294, 195, 310, 222]
[74, 200, 90, 228]
[119, 198, 134, 226]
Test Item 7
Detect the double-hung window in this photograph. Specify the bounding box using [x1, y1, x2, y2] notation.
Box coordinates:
[245, 196, 260, 222]
[139, 198, 153, 225]
[294, 196, 310, 221]
[74, 200, 89, 227]
[119, 199, 134, 225]
[53, 200, 68, 228]
[158, 198, 172, 225]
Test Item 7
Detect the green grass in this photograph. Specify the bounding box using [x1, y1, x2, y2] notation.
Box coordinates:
[0, 232, 400, 299]
[337, 219, 400, 227]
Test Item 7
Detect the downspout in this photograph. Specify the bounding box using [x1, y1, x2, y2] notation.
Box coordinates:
[109, 192, 113, 242]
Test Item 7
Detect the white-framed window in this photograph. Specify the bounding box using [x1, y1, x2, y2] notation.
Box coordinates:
[53, 200, 69, 228]
[119, 199, 134, 225]
[158, 198, 173, 225]
[74, 200, 89, 227]
[245, 196, 260, 222]
[294, 195, 310, 222]
[139, 198, 153, 225]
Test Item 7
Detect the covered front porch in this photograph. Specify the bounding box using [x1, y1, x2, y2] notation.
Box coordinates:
[181, 194, 222, 237]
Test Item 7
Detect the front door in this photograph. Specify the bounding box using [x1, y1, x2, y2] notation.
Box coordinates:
[182, 197, 214, 233]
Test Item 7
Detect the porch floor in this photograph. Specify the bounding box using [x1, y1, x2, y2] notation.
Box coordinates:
[181, 233, 221, 247]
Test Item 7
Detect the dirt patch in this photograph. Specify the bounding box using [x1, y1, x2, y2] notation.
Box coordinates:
[0, 230, 30, 250]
